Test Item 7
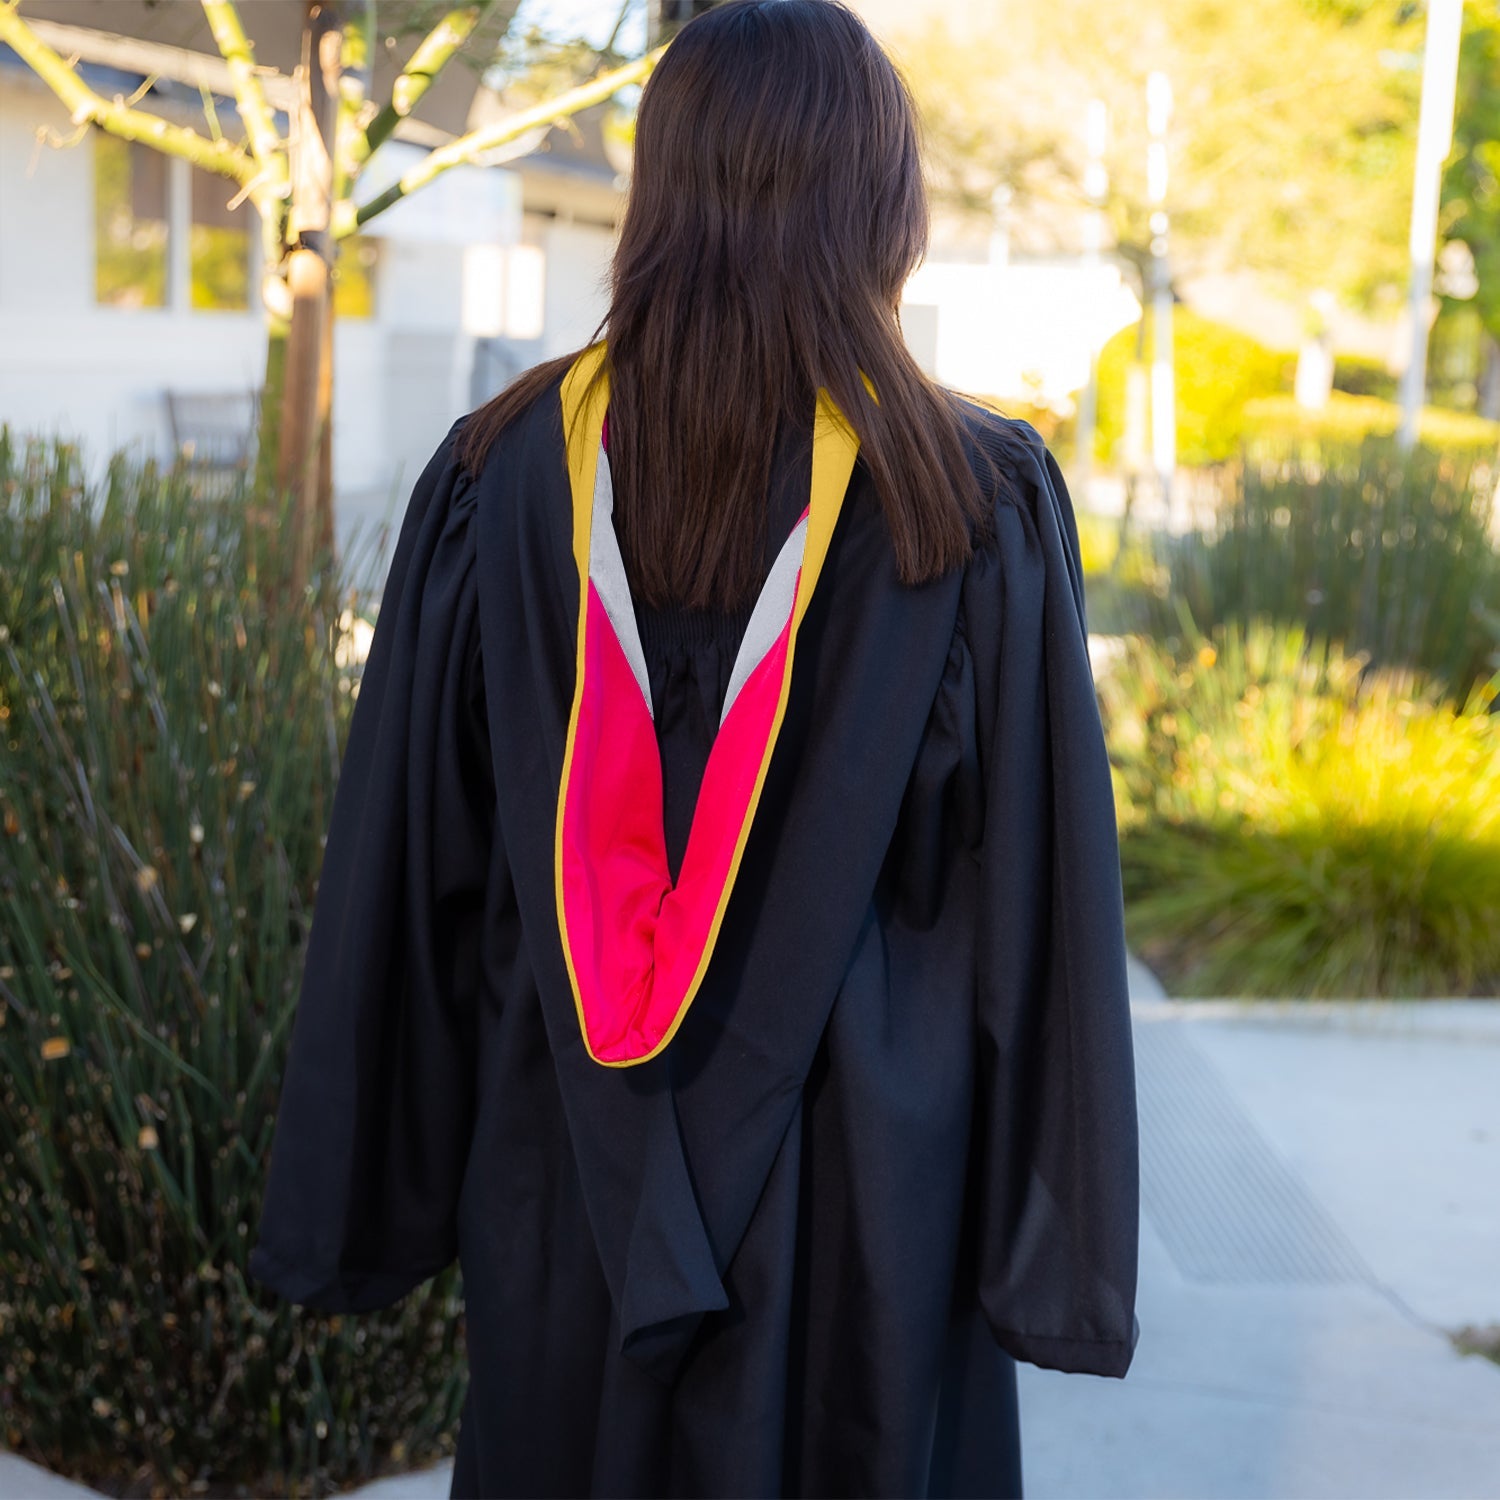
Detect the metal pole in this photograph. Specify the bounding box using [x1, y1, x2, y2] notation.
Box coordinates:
[989, 182, 1013, 268]
[166, 155, 191, 313]
[1397, 0, 1465, 451]
[1073, 98, 1108, 509]
[1146, 71, 1176, 524]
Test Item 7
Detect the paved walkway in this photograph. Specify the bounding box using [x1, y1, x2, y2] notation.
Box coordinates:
[1018, 964, 1500, 1499]
[7, 964, 1499, 1499]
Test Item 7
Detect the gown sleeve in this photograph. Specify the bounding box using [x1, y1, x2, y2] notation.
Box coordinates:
[962, 418, 1141, 1378]
[248, 419, 494, 1313]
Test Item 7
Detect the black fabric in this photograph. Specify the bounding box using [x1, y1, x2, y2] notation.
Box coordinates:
[248, 372, 1140, 1500]
[633, 405, 813, 886]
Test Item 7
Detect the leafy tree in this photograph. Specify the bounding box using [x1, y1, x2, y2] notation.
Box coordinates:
[890, 0, 1425, 318]
[1440, 0, 1500, 416]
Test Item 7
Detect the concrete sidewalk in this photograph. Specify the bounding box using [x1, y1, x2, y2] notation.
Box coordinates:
[6, 966, 1499, 1500]
[1017, 963, 1500, 1499]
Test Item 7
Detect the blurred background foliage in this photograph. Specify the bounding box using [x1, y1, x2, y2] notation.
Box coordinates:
[895, 0, 1429, 312]
[1099, 620, 1500, 998]
[1165, 437, 1500, 694]
[894, 0, 1494, 330]
[1080, 432, 1500, 996]
[1093, 310, 1299, 467]
[1239, 393, 1500, 455]
[894, 0, 1500, 448]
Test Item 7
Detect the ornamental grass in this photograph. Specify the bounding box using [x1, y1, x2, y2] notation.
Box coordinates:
[1101, 620, 1500, 999]
[0, 433, 465, 1497]
[1160, 434, 1500, 697]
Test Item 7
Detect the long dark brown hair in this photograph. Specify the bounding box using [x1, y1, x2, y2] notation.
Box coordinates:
[456, 0, 1008, 611]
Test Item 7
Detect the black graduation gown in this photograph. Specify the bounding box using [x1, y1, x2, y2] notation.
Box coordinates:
[247, 364, 1141, 1500]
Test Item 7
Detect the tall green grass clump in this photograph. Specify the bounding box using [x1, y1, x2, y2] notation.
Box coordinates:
[1241, 392, 1500, 459]
[0, 433, 466, 1496]
[1162, 434, 1500, 695]
[1100, 620, 1500, 998]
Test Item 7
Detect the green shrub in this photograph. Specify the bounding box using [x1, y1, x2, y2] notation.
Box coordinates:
[1075, 511, 1121, 576]
[1427, 300, 1490, 414]
[1076, 510, 1170, 635]
[0, 434, 466, 1496]
[1100, 620, 1500, 998]
[1096, 308, 1297, 467]
[1242, 391, 1500, 459]
[1162, 433, 1500, 696]
[1332, 352, 1399, 403]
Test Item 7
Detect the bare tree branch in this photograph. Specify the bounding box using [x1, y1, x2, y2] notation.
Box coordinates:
[347, 42, 664, 233]
[352, 2, 496, 174]
[333, 0, 375, 206]
[198, 0, 288, 197]
[0, 0, 254, 184]
[603, 0, 634, 56]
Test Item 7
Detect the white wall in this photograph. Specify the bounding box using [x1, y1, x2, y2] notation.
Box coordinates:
[0, 78, 93, 311]
[375, 239, 474, 503]
[534, 216, 615, 358]
[901, 259, 1142, 411]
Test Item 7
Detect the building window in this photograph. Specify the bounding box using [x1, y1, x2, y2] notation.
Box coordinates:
[190, 164, 251, 311]
[94, 134, 167, 308]
[95, 132, 254, 312]
[333, 237, 379, 320]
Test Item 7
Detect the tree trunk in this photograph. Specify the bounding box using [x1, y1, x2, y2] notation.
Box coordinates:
[277, 246, 331, 597]
[315, 271, 336, 624]
[276, 2, 340, 602]
[1114, 292, 1149, 567]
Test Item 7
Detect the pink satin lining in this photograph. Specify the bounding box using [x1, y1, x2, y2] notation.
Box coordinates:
[559, 408, 803, 1062]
